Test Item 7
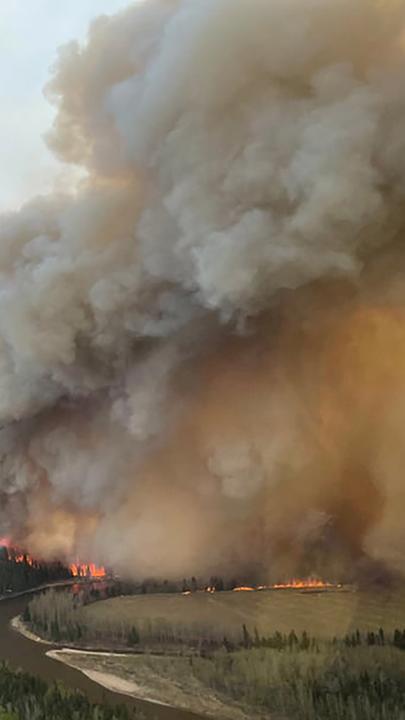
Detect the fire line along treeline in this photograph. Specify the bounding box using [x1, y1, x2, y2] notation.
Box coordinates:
[0, 545, 71, 594]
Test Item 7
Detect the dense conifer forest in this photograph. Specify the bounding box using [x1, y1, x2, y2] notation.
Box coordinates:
[0, 548, 71, 595]
[0, 663, 138, 719]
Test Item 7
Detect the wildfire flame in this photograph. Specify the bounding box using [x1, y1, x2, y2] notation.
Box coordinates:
[14, 553, 34, 566]
[0, 538, 106, 578]
[69, 562, 106, 578]
[0, 540, 35, 566]
[180, 578, 339, 596]
[271, 578, 336, 590]
[233, 586, 255, 592]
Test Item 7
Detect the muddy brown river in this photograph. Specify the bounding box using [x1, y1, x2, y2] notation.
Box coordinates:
[0, 591, 203, 720]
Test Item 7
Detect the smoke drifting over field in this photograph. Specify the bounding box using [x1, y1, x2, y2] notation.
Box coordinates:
[2, 0, 405, 582]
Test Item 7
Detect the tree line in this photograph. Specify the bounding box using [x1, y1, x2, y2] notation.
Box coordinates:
[28, 586, 405, 662]
[0, 549, 71, 595]
[188, 635, 405, 719]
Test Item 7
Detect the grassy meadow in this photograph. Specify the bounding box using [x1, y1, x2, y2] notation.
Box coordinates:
[79, 587, 405, 641]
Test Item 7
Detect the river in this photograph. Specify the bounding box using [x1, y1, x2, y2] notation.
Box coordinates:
[0, 591, 203, 720]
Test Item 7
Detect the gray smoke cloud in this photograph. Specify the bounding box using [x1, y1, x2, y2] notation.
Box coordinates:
[2, 0, 405, 581]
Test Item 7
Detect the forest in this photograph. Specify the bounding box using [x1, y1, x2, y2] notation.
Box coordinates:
[0, 548, 71, 595]
[25, 588, 405, 719]
[0, 663, 138, 720]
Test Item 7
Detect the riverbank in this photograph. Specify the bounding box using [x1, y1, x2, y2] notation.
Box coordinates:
[0, 578, 78, 603]
[12, 613, 249, 719]
[12, 613, 189, 655]
[5, 591, 202, 720]
[48, 649, 173, 706]
[46, 648, 251, 720]
[11, 615, 51, 645]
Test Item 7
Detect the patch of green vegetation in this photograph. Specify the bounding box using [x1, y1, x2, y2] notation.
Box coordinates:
[190, 643, 405, 719]
[0, 662, 139, 720]
[55, 640, 405, 720]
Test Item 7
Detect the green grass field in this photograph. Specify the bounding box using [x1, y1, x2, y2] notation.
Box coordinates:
[80, 587, 405, 640]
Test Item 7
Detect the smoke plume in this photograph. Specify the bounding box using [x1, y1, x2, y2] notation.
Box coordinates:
[2, 0, 405, 582]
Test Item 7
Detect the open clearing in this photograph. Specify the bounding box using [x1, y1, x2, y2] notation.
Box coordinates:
[81, 587, 405, 639]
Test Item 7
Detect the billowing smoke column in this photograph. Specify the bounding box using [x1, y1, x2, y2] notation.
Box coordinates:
[2, 0, 405, 582]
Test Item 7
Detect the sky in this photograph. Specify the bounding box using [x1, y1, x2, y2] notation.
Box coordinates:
[0, 0, 132, 213]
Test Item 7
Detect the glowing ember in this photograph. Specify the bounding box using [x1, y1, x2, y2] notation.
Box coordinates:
[69, 562, 106, 578]
[205, 586, 216, 593]
[233, 586, 255, 592]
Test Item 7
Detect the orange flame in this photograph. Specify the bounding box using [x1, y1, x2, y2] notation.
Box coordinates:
[233, 586, 255, 592]
[0, 539, 106, 578]
[69, 562, 106, 578]
[0, 542, 35, 566]
[179, 578, 338, 596]
[14, 553, 34, 566]
[271, 577, 334, 590]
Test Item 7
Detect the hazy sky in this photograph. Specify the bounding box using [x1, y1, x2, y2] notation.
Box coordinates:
[0, 1, 132, 213]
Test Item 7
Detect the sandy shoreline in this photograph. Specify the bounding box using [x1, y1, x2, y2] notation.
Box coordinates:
[11, 618, 211, 715]
[11, 615, 52, 645]
[12, 617, 165, 700]
[12, 616, 178, 709]
[45, 648, 249, 718]
[11, 615, 249, 719]
[47, 649, 172, 707]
